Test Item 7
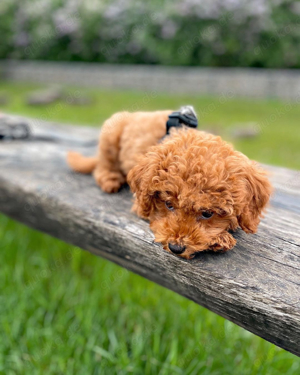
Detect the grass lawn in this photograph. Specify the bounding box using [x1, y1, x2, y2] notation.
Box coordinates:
[0, 81, 299, 375]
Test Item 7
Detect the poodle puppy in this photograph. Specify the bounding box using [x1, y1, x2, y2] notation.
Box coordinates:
[67, 108, 272, 259]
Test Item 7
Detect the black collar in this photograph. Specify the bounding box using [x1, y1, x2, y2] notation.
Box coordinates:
[166, 111, 198, 135]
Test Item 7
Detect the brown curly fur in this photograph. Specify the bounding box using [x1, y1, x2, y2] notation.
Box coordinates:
[67, 110, 272, 259]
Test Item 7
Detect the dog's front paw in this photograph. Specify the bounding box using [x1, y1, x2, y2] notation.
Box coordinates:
[208, 232, 236, 253]
[93, 169, 125, 193]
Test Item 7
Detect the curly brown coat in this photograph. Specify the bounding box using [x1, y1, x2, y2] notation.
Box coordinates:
[67, 110, 272, 259]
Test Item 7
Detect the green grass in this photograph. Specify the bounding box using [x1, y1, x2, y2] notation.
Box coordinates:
[0, 81, 299, 375]
[1, 81, 300, 169]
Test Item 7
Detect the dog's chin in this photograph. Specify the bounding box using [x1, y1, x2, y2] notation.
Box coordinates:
[153, 230, 227, 260]
[178, 252, 197, 260]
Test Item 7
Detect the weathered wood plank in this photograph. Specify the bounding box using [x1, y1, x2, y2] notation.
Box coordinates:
[0, 115, 299, 356]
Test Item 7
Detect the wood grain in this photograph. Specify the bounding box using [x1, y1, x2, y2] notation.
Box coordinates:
[0, 115, 299, 356]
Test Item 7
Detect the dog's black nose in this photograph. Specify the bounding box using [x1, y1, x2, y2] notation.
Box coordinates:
[168, 243, 186, 254]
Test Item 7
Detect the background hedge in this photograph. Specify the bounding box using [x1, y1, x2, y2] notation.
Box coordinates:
[1, 0, 300, 68]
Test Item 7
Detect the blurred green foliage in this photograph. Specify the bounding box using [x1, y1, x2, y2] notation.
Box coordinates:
[1, 0, 300, 68]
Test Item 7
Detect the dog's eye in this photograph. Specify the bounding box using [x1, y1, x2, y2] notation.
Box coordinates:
[165, 201, 175, 211]
[199, 211, 214, 220]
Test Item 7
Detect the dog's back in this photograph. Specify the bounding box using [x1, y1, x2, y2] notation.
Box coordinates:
[67, 110, 172, 192]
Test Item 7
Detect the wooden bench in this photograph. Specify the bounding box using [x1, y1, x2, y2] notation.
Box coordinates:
[0, 114, 299, 356]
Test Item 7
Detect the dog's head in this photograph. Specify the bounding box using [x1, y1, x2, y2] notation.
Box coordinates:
[128, 129, 272, 259]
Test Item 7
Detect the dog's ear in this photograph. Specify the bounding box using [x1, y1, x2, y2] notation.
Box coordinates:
[238, 163, 272, 234]
[127, 152, 160, 219]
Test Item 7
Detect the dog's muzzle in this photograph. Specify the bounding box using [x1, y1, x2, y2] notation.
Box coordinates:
[168, 243, 186, 254]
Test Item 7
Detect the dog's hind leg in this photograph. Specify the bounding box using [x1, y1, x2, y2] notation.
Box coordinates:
[93, 112, 129, 193]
